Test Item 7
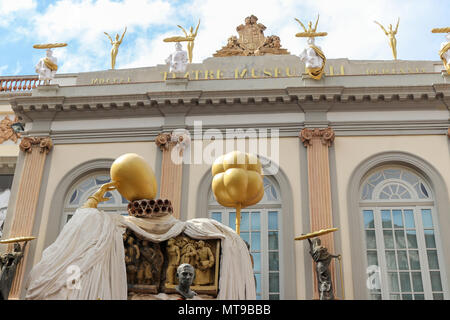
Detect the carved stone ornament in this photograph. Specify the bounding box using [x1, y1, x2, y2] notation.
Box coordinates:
[0, 116, 21, 144]
[19, 137, 53, 154]
[155, 132, 172, 151]
[214, 15, 289, 57]
[300, 128, 335, 147]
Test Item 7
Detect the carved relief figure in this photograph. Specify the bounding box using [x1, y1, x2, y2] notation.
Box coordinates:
[0, 116, 21, 144]
[194, 240, 215, 286]
[124, 234, 140, 284]
[180, 238, 197, 266]
[140, 240, 164, 286]
[165, 238, 180, 285]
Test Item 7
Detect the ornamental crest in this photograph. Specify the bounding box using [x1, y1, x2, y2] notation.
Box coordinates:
[214, 15, 289, 57]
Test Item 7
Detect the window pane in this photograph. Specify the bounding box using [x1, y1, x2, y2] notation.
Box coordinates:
[251, 232, 261, 251]
[385, 251, 397, 270]
[411, 272, 423, 292]
[383, 230, 394, 249]
[255, 273, 261, 293]
[240, 232, 250, 246]
[427, 250, 439, 270]
[397, 251, 409, 270]
[381, 210, 392, 228]
[402, 294, 413, 300]
[404, 210, 415, 228]
[408, 250, 420, 270]
[251, 212, 260, 230]
[424, 230, 436, 248]
[268, 231, 278, 250]
[365, 230, 377, 249]
[421, 209, 433, 228]
[430, 271, 442, 291]
[399, 273, 412, 292]
[229, 212, 236, 230]
[269, 294, 280, 300]
[241, 212, 249, 231]
[268, 211, 278, 230]
[253, 253, 261, 272]
[388, 272, 400, 292]
[367, 251, 378, 266]
[390, 294, 401, 300]
[406, 231, 418, 249]
[370, 294, 382, 300]
[269, 252, 279, 271]
[414, 294, 425, 300]
[211, 212, 222, 223]
[393, 210, 403, 228]
[363, 210, 374, 228]
[433, 293, 444, 300]
[395, 230, 406, 248]
[384, 169, 401, 179]
[269, 273, 279, 292]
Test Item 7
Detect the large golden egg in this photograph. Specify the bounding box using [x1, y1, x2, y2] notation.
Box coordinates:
[110, 153, 157, 201]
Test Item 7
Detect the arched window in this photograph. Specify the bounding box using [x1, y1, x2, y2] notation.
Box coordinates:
[62, 172, 128, 229]
[208, 176, 282, 300]
[360, 166, 447, 300]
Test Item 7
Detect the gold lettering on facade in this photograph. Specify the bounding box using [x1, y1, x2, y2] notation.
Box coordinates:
[235, 68, 248, 79]
[204, 70, 214, 79]
[328, 66, 334, 76]
[286, 67, 295, 77]
[340, 65, 345, 75]
[216, 69, 223, 79]
[274, 67, 281, 77]
[263, 68, 272, 77]
[251, 68, 258, 78]
[183, 72, 190, 79]
[193, 70, 202, 80]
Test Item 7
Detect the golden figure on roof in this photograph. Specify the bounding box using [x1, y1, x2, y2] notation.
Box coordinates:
[294, 14, 328, 38]
[374, 18, 399, 60]
[431, 27, 450, 74]
[104, 27, 127, 69]
[164, 20, 200, 63]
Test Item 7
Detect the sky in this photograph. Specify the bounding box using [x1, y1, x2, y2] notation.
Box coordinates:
[0, 0, 449, 76]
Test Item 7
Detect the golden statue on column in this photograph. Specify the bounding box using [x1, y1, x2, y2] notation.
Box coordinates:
[295, 14, 327, 80]
[431, 27, 450, 74]
[104, 27, 127, 69]
[163, 20, 200, 63]
[374, 18, 400, 60]
[211, 151, 264, 234]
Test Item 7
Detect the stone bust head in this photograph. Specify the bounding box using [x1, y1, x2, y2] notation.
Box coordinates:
[175, 263, 197, 299]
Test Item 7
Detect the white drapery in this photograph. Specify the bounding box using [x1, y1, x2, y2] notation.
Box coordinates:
[25, 208, 256, 300]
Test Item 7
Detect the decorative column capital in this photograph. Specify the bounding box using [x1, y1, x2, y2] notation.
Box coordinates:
[155, 130, 191, 152]
[299, 127, 335, 147]
[19, 137, 53, 154]
[155, 132, 172, 151]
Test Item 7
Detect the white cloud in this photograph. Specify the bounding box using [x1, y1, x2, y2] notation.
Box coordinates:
[0, 0, 37, 27]
[0, 65, 8, 75]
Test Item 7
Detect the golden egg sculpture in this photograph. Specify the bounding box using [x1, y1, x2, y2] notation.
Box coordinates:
[211, 151, 264, 234]
[110, 153, 157, 201]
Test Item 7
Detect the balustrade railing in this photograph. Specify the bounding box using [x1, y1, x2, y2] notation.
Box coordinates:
[0, 77, 42, 92]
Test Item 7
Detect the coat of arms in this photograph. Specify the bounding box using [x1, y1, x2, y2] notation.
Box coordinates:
[214, 15, 289, 57]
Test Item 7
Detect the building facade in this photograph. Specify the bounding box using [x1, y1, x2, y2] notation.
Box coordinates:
[0, 52, 449, 300]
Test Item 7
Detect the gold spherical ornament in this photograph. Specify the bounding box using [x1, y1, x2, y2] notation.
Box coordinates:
[211, 151, 264, 234]
[110, 153, 157, 201]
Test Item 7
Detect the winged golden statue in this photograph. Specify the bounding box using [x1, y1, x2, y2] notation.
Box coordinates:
[163, 20, 200, 63]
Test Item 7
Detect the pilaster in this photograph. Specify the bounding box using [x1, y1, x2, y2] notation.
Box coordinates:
[7, 136, 53, 299]
[299, 127, 337, 299]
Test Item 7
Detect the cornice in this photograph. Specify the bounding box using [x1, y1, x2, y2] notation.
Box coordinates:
[8, 84, 450, 122]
